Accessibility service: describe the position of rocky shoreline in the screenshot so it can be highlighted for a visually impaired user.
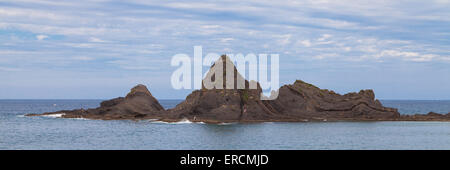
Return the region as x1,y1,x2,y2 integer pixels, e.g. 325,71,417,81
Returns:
26,55,450,123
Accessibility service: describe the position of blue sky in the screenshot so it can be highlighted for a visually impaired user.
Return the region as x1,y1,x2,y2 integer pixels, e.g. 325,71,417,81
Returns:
0,0,450,100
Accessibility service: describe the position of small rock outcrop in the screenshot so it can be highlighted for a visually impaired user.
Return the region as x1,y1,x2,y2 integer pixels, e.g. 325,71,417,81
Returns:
399,112,450,121
27,84,165,120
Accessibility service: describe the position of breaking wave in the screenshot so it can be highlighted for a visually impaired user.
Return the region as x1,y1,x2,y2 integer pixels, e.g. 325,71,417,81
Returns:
148,118,205,124
42,113,66,118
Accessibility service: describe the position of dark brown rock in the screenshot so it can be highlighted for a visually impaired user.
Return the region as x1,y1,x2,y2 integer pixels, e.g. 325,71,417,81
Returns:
166,55,401,122
398,112,450,121
26,84,165,120
262,80,401,121
27,55,450,123
166,55,273,122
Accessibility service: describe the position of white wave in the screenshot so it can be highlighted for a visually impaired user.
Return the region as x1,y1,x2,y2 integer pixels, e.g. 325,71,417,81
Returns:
176,118,193,124
16,115,25,118
148,118,207,124
149,120,170,124
68,117,89,120
42,113,65,118
217,122,236,125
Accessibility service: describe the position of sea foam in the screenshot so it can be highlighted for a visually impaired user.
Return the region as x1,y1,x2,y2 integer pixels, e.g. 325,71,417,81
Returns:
42,113,65,118
149,118,206,124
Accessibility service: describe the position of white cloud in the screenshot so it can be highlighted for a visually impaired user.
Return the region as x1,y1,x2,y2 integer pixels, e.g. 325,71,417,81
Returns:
89,37,108,43
36,34,48,40
201,25,220,29
293,34,449,63
0,8,67,20
313,53,337,60
374,50,439,62
343,47,351,52
220,38,234,43
275,34,292,45
298,40,312,47
409,54,436,62
375,50,418,58
318,34,332,41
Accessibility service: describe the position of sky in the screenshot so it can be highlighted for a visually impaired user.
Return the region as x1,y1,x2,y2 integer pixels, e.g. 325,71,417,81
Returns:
0,0,450,100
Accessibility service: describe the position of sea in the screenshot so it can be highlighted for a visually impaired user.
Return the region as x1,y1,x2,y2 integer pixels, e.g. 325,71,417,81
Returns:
1,99,450,150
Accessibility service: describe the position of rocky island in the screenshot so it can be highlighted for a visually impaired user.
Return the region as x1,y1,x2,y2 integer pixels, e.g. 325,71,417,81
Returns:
27,55,450,123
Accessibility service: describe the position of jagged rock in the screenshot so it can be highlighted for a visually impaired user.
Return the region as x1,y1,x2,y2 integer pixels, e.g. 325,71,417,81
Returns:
27,84,165,120
263,80,400,121
27,55,450,123
166,55,401,122
166,55,274,122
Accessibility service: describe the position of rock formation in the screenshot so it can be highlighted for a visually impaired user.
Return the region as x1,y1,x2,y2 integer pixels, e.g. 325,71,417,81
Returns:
164,55,402,122
165,55,277,122
27,84,165,120
27,55,450,123
263,80,400,121
399,112,450,121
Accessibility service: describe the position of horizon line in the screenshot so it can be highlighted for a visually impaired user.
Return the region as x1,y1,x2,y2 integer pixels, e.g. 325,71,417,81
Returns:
1,98,450,101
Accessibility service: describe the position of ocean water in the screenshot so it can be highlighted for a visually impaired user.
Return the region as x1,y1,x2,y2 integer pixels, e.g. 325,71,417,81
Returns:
1,99,450,150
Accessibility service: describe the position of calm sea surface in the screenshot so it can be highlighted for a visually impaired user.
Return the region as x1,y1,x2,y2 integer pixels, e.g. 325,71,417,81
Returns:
1,99,450,150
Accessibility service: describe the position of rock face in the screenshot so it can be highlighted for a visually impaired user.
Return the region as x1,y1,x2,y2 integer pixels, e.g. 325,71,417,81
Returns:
263,80,400,121
27,55,450,123
166,55,276,122
27,84,165,120
165,55,401,122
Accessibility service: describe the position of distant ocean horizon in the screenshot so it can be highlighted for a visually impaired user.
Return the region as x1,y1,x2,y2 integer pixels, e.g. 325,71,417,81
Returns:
1,99,450,114
1,99,450,150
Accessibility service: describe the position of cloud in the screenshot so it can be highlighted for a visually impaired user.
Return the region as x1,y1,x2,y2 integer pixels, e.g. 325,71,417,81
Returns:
220,38,234,43
318,34,332,41
0,0,450,99
291,34,450,63
298,40,312,47
343,47,351,52
201,25,220,29
313,53,337,60
36,34,48,40
89,37,109,43
374,50,439,62
275,34,292,45
375,50,419,59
